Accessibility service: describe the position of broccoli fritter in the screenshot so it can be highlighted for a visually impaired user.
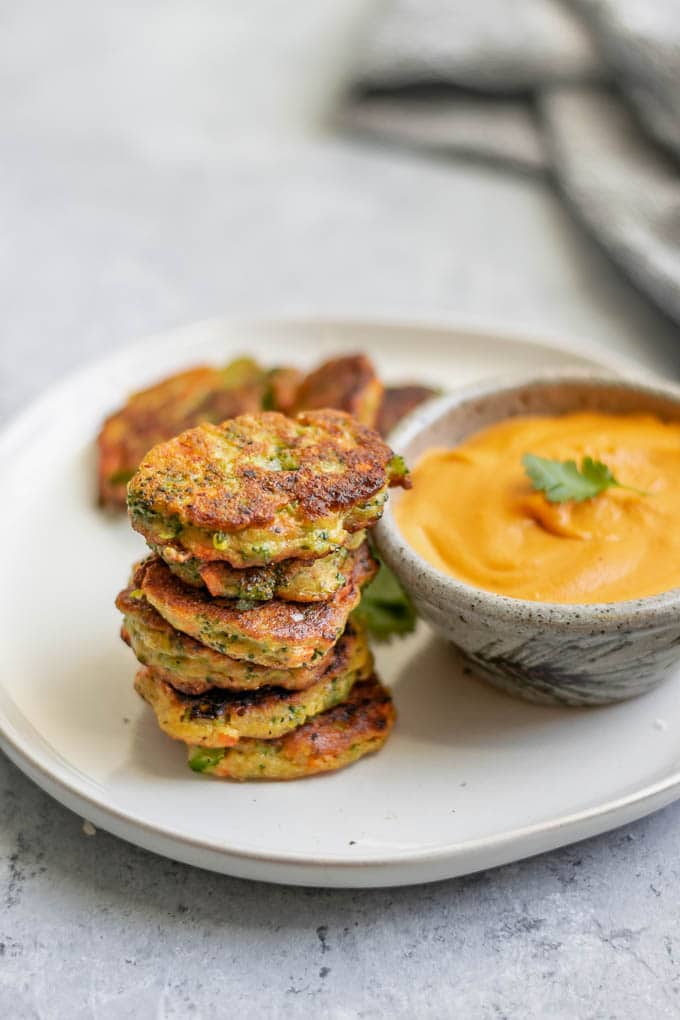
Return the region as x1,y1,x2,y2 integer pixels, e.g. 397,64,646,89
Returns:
292,354,383,427
186,677,395,780
97,358,267,509
155,530,367,602
128,409,410,567
377,385,439,438
133,623,373,747
264,366,303,414
117,589,374,694
132,542,378,669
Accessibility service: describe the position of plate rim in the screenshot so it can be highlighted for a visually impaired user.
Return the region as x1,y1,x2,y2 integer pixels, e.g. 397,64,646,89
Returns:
2,706,680,871
0,314,674,882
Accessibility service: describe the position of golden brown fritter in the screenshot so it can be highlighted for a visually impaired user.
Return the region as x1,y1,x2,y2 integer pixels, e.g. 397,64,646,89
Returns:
186,677,395,780
133,624,373,747
292,353,384,427
118,587,374,694
265,366,303,415
377,385,439,438
97,358,266,509
128,409,410,567
132,542,378,669
155,530,367,602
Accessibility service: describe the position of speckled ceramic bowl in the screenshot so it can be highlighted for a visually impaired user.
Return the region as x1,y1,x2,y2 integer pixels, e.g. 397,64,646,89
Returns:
376,372,680,707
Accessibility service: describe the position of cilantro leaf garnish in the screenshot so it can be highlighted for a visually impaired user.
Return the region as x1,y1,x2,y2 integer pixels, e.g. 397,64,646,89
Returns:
522,453,644,504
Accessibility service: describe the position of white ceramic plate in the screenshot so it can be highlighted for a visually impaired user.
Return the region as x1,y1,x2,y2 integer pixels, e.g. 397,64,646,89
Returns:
2,318,678,888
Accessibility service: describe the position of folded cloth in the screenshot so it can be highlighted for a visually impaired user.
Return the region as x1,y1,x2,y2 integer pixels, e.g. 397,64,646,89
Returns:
337,92,549,174
574,0,680,159
543,86,680,325
342,0,680,325
353,0,601,91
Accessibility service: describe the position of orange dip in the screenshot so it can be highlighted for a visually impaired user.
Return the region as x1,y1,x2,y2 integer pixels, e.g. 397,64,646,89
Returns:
396,412,680,603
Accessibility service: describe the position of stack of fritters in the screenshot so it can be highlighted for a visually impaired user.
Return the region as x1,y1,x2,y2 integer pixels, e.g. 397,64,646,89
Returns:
116,408,410,780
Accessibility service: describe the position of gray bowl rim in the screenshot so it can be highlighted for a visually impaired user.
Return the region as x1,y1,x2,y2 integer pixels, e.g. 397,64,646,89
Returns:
376,369,680,630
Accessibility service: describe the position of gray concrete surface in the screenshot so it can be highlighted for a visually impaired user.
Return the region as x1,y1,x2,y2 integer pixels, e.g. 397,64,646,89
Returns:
2,3,680,1017
3,759,680,1020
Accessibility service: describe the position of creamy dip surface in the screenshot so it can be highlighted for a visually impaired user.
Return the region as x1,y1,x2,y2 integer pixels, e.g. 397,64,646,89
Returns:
396,412,680,604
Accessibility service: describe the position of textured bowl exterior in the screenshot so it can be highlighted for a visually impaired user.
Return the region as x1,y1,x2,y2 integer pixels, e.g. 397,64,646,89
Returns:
377,372,680,707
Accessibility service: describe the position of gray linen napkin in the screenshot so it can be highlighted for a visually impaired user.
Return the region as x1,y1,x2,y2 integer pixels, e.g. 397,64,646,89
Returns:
543,87,680,325
342,0,680,326
353,0,601,91
574,0,680,159
337,93,549,173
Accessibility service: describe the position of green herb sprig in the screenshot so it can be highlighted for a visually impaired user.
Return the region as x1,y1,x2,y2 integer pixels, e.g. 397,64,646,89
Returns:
522,453,645,504
354,559,416,642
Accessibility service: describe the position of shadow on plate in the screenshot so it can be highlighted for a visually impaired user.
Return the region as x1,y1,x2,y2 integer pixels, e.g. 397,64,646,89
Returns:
121,703,191,781
391,633,592,750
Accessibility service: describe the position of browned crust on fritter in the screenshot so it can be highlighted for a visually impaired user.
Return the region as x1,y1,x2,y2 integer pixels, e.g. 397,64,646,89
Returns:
282,677,394,761
116,586,343,692
129,409,408,535
292,354,384,427
97,364,264,509
133,542,378,667
133,616,372,746
153,622,365,715
377,385,438,438
267,366,303,414
198,677,395,779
